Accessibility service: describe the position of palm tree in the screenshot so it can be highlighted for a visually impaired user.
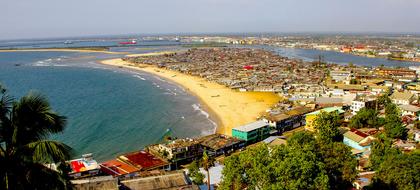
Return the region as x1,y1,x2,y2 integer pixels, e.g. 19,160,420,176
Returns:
0,85,72,190
201,150,214,190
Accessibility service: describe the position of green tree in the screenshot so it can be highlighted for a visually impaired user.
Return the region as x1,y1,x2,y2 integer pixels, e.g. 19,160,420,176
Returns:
316,142,358,189
370,153,420,190
313,111,343,142
0,86,72,190
383,103,407,139
369,137,400,170
187,160,204,185
349,108,380,129
220,132,358,190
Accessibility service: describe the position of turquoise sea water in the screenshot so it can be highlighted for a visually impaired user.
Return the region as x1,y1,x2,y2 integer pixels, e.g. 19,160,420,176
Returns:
0,50,215,161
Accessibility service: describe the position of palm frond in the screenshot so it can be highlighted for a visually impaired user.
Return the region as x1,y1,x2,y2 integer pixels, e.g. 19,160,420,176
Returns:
11,92,67,144
26,140,73,164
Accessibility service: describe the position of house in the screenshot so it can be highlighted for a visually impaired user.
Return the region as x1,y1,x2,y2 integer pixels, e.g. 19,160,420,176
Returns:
118,151,169,171
390,91,415,105
147,138,203,167
330,70,352,82
399,104,420,117
414,131,420,142
393,140,416,152
305,107,345,131
264,107,312,133
232,120,270,144
197,134,245,157
100,159,140,177
351,95,377,115
68,153,101,179
263,136,287,146
353,172,375,190
343,129,374,152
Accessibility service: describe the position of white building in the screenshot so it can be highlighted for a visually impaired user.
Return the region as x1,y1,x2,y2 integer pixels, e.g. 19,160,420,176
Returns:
330,70,352,83
351,96,377,115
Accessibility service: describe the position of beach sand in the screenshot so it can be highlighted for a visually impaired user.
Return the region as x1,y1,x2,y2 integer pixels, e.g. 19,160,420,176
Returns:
100,58,281,136
0,48,125,54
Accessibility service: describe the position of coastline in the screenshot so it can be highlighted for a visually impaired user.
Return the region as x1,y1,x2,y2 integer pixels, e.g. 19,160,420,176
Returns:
100,57,281,136
0,48,125,54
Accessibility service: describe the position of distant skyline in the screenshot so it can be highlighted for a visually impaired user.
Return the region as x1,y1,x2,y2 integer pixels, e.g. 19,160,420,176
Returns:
1,0,419,40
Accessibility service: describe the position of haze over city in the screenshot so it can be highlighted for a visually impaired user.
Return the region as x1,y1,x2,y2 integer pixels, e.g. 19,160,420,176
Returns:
1,0,420,40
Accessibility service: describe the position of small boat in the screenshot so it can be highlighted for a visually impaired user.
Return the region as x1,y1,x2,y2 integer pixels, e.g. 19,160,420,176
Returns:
64,40,73,44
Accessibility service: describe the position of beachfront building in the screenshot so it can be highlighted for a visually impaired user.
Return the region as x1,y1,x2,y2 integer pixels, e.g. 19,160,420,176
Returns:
68,153,101,179
197,134,245,157
100,159,140,178
117,151,169,171
305,107,345,131
264,107,312,134
343,129,374,153
232,120,270,144
148,138,203,168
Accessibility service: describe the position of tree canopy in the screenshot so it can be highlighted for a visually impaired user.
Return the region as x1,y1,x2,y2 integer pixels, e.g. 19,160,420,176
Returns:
0,86,72,189
349,108,382,129
313,111,343,142
219,131,357,190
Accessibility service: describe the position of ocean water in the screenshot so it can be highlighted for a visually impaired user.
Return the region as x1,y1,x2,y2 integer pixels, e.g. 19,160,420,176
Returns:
0,50,215,161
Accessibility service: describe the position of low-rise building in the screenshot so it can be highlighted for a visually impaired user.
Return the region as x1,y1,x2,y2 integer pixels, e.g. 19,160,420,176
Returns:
197,134,245,157
117,151,169,172
264,107,312,133
100,159,140,177
399,104,420,117
148,138,203,167
305,107,345,131
232,120,270,144
390,91,415,105
351,95,377,115
68,153,101,179
343,129,374,152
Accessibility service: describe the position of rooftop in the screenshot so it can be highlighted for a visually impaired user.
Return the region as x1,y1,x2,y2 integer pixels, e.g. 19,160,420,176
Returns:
197,134,243,150
306,106,344,116
390,91,413,101
121,171,198,190
233,120,269,133
118,151,167,171
100,159,139,176
344,129,369,143
399,104,420,112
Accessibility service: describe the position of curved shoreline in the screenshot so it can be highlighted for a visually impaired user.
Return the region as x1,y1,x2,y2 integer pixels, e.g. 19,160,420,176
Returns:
100,58,281,136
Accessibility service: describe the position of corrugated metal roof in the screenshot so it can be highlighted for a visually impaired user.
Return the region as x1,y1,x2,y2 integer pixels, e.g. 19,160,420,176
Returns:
233,120,268,133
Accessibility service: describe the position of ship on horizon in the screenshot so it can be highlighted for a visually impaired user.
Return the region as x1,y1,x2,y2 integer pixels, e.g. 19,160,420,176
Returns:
119,39,137,45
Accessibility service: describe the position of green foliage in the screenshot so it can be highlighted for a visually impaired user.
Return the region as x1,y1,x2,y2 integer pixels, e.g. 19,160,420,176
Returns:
369,137,400,170
219,132,357,190
287,131,315,147
0,88,72,189
383,103,407,140
370,152,420,190
188,160,204,185
313,111,343,142
349,108,381,129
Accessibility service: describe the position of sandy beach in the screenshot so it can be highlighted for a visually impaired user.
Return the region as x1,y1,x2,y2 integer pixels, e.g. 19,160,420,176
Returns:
0,48,125,54
100,57,281,136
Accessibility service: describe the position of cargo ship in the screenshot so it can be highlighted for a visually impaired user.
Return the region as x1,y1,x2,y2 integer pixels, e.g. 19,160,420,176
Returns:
119,39,137,45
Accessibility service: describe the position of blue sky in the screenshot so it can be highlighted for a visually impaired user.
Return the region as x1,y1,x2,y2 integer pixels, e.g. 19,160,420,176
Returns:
0,0,419,39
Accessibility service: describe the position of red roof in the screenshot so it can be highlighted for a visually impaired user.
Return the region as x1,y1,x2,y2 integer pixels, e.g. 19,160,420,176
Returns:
119,151,167,171
100,159,139,176
350,128,369,138
243,65,253,70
